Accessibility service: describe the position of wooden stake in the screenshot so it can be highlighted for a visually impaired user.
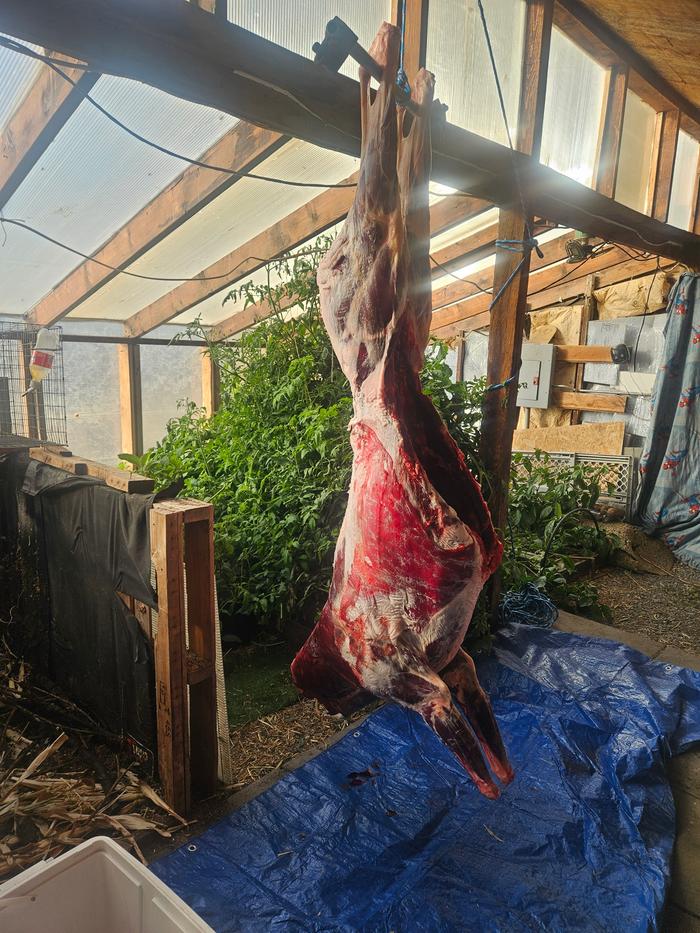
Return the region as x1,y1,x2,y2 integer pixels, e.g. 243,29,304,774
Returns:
118,343,143,456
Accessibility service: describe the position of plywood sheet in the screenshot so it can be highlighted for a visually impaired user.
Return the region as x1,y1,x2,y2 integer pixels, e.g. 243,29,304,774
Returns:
512,421,625,456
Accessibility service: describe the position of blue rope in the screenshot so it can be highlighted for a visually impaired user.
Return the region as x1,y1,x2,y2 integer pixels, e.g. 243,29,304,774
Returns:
397,0,411,95
485,373,517,393
498,583,559,628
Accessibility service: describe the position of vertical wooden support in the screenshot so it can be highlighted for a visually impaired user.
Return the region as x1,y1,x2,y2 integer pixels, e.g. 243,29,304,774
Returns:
391,0,429,79
151,506,190,815
517,0,554,161
571,274,597,424
184,504,218,797
648,108,680,222
118,342,143,456
594,63,628,198
691,151,700,236
200,349,220,416
481,0,552,610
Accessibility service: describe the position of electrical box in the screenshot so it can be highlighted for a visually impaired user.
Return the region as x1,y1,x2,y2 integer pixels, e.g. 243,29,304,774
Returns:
516,342,555,409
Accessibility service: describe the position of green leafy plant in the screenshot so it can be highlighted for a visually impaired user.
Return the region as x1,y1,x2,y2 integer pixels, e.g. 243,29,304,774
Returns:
132,241,616,636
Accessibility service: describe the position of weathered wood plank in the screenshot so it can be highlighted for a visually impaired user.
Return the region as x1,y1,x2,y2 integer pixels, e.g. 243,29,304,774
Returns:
594,63,628,198
29,445,155,492
552,388,627,412
183,507,218,797
151,506,189,815
556,344,612,363
117,343,143,457
648,109,680,223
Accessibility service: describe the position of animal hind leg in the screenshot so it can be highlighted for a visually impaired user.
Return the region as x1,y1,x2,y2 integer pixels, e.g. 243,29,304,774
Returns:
385,631,500,799
442,648,514,785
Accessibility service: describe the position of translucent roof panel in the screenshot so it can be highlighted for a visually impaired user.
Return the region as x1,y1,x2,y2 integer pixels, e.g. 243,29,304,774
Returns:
0,35,42,132
0,75,237,316
668,130,699,231
616,91,656,214
426,0,526,147
540,28,606,187
227,0,392,79
71,139,359,320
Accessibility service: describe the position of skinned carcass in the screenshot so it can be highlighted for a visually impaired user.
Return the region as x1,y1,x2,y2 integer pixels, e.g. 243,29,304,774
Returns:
291,22,513,798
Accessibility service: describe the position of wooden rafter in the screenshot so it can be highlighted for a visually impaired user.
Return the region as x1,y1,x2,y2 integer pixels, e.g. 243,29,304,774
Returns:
0,55,98,209
26,122,286,326
205,195,491,342
648,109,680,223
1,0,698,266
432,251,677,340
594,62,628,198
481,0,553,543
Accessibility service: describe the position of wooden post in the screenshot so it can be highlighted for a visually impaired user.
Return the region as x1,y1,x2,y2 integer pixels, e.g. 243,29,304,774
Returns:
200,349,220,416
151,506,190,815
571,274,597,424
691,150,700,236
648,108,680,223
481,0,553,615
594,63,628,198
391,0,429,79
118,342,143,456
183,504,218,797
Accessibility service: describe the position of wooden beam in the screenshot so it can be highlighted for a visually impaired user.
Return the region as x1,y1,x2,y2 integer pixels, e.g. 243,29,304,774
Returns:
0,55,98,209
204,195,491,342
552,388,626,412
151,505,190,815
124,172,356,337
554,1,699,125
431,251,676,340
392,0,429,80
29,445,154,492
517,0,554,160
648,109,680,223
26,123,285,326
183,505,218,797
200,349,220,416
692,151,700,237
431,228,571,312
2,0,699,266
594,63,628,199
118,343,143,456
556,344,613,363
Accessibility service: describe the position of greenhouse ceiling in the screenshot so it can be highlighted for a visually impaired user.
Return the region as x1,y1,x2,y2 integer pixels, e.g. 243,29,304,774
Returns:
0,0,699,341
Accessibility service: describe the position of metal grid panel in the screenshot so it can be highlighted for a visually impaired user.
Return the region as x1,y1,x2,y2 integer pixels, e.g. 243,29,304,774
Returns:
512,451,634,515
0,322,67,445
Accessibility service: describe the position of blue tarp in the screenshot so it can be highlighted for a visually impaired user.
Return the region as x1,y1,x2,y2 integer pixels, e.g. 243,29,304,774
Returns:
153,625,700,931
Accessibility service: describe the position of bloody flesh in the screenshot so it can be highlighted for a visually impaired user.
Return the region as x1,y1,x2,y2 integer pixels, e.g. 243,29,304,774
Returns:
291,23,513,798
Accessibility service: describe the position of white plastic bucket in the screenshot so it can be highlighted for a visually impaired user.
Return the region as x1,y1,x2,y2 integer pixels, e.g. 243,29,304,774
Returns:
0,835,213,933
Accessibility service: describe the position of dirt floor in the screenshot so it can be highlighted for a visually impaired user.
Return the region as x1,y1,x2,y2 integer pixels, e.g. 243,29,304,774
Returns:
590,521,700,654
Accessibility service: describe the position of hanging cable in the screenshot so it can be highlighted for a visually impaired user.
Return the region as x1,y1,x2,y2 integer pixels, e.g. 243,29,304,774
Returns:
0,216,325,283
632,257,663,372
0,37,356,190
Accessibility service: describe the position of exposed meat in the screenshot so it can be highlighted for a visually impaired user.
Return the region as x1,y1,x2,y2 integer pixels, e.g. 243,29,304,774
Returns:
291,23,512,798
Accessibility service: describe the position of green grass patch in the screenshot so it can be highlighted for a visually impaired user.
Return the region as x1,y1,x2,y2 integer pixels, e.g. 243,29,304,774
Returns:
224,643,299,729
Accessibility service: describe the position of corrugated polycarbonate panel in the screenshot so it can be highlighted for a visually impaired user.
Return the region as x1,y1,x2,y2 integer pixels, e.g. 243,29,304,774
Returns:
0,34,42,132
426,0,525,146
227,0,392,79
540,29,606,186
668,129,699,231
71,140,359,321
429,207,498,254
616,91,655,214
0,75,237,316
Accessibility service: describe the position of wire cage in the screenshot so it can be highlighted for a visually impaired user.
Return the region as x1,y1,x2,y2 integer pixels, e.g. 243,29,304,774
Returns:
0,322,67,446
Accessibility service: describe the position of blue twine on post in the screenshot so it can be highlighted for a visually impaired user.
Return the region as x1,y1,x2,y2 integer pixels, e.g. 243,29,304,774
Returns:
485,373,517,393
396,0,411,96
495,237,543,258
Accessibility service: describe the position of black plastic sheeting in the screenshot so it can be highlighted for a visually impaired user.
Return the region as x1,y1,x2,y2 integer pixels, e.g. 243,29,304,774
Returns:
153,625,700,932
17,460,157,751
